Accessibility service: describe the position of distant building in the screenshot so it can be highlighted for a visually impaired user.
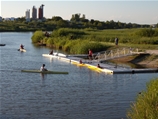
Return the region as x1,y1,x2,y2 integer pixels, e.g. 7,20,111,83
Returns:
150,24,156,28
38,4,44,20
10,17,16,21
4,17,16,21
25,9,30,22
32,6,37,20
0,16,2,21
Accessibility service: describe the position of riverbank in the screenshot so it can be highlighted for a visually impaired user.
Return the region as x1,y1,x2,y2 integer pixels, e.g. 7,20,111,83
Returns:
109,51,158,68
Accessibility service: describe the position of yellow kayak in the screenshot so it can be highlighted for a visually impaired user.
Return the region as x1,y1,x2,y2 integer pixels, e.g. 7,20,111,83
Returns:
71,62,86,67
87,65,102,72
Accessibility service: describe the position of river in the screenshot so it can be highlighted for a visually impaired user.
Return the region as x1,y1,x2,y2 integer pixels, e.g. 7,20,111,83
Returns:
0,32,158,119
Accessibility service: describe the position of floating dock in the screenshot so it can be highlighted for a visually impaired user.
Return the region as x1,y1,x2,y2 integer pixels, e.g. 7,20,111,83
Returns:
42,54,158,75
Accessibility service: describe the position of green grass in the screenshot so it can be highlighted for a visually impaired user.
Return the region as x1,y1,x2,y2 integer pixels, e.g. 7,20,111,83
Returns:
127,79,158,119
31,28,158,54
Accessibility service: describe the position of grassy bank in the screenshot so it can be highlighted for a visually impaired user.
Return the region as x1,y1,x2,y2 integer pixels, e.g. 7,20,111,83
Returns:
31,28,158,54
127,78,158,119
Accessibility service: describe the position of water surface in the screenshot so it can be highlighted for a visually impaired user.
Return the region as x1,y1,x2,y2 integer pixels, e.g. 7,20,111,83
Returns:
0,32,158,119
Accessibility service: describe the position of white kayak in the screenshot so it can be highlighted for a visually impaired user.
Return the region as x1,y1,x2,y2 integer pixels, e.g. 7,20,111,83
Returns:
53,52,67,57
18,48,26,52
42,52,67,58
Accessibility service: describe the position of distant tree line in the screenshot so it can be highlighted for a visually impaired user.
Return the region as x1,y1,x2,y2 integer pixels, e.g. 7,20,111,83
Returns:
0,13,157,32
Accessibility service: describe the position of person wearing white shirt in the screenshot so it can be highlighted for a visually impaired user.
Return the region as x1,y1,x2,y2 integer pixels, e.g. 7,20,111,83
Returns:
40,64,48,71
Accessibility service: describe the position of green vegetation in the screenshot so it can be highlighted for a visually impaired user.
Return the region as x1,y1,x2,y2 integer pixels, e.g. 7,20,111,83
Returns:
127,79,158,119
31,28,158,54
31,31,44,43
1,13,158,32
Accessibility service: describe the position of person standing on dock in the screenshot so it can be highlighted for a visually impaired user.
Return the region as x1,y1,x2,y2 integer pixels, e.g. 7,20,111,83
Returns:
115,37,119,46
88,49,93,60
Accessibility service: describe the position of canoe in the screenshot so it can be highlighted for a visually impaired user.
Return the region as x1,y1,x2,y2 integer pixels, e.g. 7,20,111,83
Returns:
18,48,26,52
21,70,69,74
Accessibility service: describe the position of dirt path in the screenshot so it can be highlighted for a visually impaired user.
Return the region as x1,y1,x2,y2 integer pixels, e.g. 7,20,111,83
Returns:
146,50,158,55
110,51,158,68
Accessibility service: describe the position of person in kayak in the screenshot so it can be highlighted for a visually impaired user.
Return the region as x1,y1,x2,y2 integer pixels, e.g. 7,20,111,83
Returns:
20,44,24,49
97,64,103,69
79,60,83,64
49,50,53,55
40,64,48,71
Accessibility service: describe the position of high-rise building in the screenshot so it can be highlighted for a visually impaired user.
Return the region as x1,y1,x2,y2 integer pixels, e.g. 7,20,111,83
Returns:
38,4,44,19
25,9,30,22
32,6,37,20
0,16,2,21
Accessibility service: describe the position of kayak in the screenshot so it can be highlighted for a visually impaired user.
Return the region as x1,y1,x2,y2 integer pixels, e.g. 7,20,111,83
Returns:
42,54,58,58
21,70,69,74
54,52,67,57
18,48,26,52
71,62,86,67
0,44,6,46
87,65,103,72
42,53,67,58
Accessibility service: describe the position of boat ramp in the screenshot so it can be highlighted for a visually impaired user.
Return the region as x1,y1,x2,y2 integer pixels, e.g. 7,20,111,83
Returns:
42,53,158,75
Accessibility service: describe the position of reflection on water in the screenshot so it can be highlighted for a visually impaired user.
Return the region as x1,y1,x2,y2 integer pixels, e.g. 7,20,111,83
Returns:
0,32,158,119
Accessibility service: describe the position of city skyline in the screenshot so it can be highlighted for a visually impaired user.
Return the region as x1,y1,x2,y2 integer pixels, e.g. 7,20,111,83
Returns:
0,0,158,24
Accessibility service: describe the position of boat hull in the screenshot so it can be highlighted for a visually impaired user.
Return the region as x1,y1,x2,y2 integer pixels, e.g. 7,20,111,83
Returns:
21,70,68,74
18,48,26,52
0,44,6,46
42,53,67,58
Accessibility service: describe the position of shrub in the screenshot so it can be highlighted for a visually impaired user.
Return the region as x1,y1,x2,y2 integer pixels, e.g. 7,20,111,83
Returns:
51,28,85,39
46,38,54,47
69,40,107,54
135,28,158,37
31,30,44,43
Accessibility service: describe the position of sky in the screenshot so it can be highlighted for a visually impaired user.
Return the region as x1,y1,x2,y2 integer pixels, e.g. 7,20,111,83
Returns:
0,0,158,25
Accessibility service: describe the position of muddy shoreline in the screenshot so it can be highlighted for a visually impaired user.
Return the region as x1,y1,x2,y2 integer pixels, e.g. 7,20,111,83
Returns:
108,54,158,68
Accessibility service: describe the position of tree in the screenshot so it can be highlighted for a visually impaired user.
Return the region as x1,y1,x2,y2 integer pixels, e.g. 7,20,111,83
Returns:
52,16,63,21
70,13,81,22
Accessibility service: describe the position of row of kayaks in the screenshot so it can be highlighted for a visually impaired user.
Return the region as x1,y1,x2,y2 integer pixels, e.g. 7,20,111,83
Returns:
43,53,104,73
21,52,101,75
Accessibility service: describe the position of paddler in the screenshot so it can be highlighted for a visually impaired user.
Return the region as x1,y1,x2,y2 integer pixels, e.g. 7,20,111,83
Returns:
49,50,53,55
40,64,48,71
20,44,24,49
97,64,103,69
79,60,83,64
